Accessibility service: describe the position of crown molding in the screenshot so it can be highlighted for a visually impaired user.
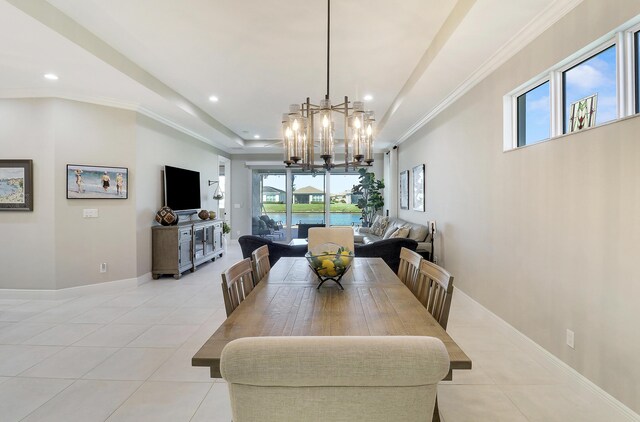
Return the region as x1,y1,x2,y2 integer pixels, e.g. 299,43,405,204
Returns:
0,90,232,156
395,0,584,145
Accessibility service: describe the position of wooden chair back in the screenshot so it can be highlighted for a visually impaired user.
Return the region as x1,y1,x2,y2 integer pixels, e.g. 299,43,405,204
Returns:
307,227,354,252
397,247,422,291
415,260,454,329
221,258,256,317
251,245,271,285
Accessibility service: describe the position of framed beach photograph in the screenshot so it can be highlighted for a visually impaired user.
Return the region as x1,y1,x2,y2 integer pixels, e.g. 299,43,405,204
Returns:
0,159,33,211
67,164,128,199
400,170,409,210
412,164,425,212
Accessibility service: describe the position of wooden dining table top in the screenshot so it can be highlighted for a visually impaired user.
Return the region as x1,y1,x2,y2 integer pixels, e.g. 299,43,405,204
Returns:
192,257,472,378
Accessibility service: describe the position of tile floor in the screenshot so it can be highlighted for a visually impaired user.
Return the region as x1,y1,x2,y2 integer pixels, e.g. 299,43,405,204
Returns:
0,241,635,421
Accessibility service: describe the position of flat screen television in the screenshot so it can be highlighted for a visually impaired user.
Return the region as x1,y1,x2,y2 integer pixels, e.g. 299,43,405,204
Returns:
164,165,201,211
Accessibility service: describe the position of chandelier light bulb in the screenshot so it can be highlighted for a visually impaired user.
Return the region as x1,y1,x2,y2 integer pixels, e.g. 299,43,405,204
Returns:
367,124,372,136
354,117,361,129
292,119,299,131
322,115,330,128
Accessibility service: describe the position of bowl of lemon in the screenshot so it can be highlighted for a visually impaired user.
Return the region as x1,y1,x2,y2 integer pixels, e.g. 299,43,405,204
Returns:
305,243,354,289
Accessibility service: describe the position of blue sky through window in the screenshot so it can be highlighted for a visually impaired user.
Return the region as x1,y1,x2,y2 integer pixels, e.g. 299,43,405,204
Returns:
518,82,550,146
564,45,617,131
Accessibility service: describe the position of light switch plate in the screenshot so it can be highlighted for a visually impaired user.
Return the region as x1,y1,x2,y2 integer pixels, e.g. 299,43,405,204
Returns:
83,209,98,218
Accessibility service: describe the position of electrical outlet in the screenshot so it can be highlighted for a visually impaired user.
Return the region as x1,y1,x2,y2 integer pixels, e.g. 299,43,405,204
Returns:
433,255,438,265
100,263,107,273
566,329,575,349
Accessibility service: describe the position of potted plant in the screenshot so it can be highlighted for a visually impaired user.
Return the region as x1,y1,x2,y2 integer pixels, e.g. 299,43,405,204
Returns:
351,168,385,227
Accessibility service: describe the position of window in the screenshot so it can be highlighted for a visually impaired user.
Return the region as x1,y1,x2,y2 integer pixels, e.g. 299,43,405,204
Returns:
505,18,640,151
517,81,550,147
563,45,617,133
634,31,640,113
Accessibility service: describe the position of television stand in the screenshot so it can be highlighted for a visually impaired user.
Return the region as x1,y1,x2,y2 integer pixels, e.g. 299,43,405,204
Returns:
151,219,224,279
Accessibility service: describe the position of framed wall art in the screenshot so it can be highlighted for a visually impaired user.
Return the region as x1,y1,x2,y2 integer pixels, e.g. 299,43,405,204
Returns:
400,170,409,210
412,164,425,212
0,159,33,211
67,164,128,199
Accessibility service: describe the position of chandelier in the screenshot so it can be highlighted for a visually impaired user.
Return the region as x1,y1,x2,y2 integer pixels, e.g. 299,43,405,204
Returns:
282,0,375,171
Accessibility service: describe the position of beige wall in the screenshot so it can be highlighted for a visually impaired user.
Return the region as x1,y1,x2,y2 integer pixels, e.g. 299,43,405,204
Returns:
397,0,640,412
53,100,138,289
0,99,56,289
135,115,225,276
0,98,225,288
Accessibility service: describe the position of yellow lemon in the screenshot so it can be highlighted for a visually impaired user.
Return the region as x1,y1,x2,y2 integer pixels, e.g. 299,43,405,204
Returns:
340,251,351,266
322,259,335,269
326,269,337,277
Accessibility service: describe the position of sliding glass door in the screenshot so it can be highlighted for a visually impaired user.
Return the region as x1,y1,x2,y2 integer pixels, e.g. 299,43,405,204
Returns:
252,169,363,241
328,173,361,227
251,171,287,241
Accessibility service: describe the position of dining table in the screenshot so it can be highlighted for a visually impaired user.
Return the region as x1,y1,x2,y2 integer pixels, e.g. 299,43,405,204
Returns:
192,257,472,379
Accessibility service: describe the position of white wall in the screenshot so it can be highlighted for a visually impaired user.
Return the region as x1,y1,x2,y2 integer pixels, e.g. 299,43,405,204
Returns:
396,0,640,412
135,115,225,276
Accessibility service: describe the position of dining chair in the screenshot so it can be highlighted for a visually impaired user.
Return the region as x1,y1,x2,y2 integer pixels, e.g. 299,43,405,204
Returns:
307,227,354,252
251,245,271,285
221,258,256,317
220,336,449,422
414,259,455,330
397,247,422,291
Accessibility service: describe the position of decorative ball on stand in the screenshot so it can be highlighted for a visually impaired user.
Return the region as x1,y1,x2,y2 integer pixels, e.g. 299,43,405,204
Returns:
198,210,210,220
155,206,179,226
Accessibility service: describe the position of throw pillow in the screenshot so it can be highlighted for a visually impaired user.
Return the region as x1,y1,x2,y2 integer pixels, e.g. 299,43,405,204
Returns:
370,216,389,237
389,226,411,239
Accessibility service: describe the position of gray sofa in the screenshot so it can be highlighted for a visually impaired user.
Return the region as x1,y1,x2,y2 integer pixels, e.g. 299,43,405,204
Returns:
355,217,433,260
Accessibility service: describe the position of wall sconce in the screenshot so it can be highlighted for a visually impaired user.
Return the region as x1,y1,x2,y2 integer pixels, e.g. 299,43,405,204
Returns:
208,180,224,200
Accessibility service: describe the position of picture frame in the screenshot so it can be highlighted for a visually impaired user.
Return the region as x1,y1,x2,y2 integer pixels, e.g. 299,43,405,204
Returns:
400,170,409,210
67,164,128,199
0,159,33,211
412,164,425,212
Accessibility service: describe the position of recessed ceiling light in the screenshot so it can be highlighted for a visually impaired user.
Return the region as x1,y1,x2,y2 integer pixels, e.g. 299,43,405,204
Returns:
208,95,219,102
364,94,373,101
44,73,59,81
254,135,260,139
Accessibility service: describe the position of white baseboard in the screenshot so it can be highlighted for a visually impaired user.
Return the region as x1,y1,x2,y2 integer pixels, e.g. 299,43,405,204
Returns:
454,287,640,421
0,273,152,300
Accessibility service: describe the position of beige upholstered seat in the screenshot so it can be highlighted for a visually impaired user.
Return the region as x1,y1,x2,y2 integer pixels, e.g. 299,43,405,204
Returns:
221,336,449,422
397,247,422,291
415,260,455,329
221,258,256,317
251,245,270,285
307,227,354,252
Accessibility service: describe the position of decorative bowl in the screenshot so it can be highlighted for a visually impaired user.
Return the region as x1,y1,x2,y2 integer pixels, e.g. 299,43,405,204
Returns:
305,243,354,289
